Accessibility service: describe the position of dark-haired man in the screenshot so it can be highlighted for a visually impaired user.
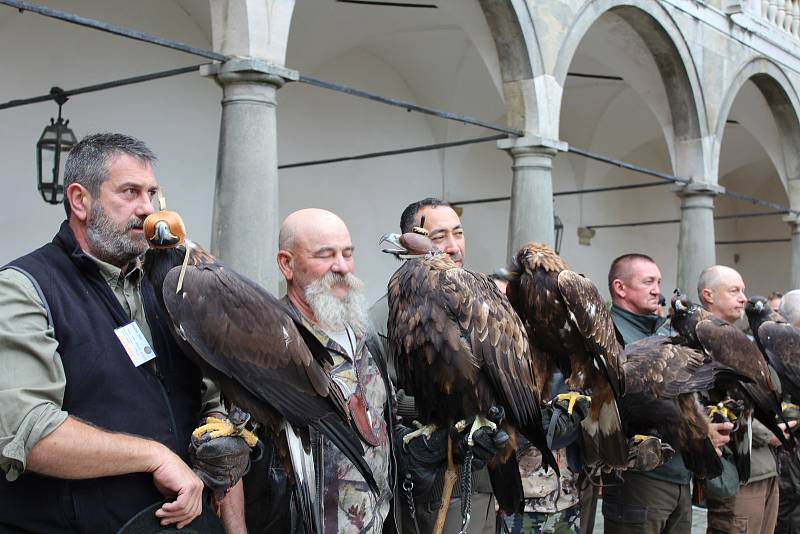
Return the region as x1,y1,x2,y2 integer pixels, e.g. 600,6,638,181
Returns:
371,198,497,534
0,133,229,531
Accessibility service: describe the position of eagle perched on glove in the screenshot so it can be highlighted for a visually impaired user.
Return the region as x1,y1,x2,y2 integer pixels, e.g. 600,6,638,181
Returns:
381,228,556,515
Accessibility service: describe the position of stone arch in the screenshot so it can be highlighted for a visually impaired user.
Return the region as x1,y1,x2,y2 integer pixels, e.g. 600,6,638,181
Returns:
555,0,707,178
714,58,800,199
478,0,551,135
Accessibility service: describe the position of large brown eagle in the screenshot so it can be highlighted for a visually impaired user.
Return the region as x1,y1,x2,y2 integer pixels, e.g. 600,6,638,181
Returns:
746,295,800,404
500,242,627,472
622,335,751,479
141,209,377,532
381,231,556,514
671,292,794,479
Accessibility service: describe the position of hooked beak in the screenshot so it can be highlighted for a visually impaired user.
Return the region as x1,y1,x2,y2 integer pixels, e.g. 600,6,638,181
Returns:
495,257,522,281
379,233,407,256
152,220,182,247
494,266,520,281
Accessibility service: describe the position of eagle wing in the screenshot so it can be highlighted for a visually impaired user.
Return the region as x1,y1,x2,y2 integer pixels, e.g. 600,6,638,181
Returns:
388,261,542,427
695,317,794,450
162,261,379,492
624,337,709,398
757,321,800,399
557,270,625,397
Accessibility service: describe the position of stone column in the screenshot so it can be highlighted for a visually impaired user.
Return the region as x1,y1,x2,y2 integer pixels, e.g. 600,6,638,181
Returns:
674,181,724,300
784,214,800,289
498,136,567,257
202,59,298,294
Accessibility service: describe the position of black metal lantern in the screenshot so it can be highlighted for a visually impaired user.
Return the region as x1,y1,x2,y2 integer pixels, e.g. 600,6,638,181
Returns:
37,87,77,205
554,214,564,254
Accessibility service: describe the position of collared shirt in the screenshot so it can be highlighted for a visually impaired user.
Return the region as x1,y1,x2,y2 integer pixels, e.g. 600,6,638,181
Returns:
287,299,392,534
0,254,223,480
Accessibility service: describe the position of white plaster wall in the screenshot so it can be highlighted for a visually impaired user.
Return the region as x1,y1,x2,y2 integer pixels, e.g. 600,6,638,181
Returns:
0,0,220,265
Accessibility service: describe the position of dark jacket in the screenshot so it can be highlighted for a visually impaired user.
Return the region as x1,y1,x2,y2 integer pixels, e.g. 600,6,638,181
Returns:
0,222,204,533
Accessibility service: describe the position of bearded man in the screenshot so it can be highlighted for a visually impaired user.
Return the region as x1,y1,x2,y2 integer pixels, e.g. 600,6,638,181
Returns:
268,208,394,534
0,133,231,531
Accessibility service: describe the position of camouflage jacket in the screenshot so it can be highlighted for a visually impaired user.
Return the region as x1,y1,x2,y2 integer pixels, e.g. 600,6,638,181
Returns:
285,299,393,534
517,444,579,513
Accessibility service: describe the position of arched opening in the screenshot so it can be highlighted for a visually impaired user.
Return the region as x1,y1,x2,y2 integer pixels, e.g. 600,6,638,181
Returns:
715,68,800,294
554,4,703,297
279,0,539,298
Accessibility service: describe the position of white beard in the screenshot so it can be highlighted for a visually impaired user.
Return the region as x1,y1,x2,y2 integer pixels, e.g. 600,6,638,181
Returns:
304,271,369,336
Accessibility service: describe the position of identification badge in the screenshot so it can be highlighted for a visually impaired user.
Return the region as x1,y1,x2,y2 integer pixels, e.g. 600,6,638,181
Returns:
114,321,157,367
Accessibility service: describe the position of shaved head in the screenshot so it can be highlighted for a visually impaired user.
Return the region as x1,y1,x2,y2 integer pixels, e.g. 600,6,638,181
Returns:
697,265,747,323
279,208,348,252
780,289,800,327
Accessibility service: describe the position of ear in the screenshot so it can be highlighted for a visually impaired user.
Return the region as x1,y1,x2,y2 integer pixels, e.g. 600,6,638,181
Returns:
701,288,714,306
65,183,92,222
276,250,294,281
611,279,625,299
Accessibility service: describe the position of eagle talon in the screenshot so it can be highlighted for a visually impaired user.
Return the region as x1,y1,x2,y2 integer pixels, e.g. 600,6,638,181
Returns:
191,415,259,447
466,415,497,447
555,392,592,415
402,422,438,445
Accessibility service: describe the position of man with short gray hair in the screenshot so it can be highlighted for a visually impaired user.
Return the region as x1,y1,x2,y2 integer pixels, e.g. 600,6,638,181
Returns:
779,289,800,327
0,133,226,531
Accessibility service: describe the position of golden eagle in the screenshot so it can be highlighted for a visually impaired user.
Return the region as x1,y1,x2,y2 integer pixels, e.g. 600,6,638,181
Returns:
622,335,751,478
381,231,556,514
141,210,377,532
500,243,627,472
746,296,800,404
671,291,794,479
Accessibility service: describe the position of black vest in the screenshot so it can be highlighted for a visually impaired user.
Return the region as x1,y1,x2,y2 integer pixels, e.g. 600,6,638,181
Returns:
0,222,203,533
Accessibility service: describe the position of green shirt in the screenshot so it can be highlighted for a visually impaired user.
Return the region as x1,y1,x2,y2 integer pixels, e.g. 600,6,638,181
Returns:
0,254,223,480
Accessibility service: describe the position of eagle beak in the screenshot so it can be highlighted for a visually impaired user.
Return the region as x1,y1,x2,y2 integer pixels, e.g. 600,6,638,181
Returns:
494,266,520,281
152,220,182,247
379,233,407,256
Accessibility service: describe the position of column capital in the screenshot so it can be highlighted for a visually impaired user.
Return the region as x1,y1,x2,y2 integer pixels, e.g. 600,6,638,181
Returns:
201,58,299,88
783,212,800,231
672,180,725,198
497,135,568,156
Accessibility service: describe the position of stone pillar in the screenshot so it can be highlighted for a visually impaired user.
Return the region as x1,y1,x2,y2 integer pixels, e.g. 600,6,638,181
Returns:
498,136,567,257
784,214,800,289
674,181,724,300
202,59,298,294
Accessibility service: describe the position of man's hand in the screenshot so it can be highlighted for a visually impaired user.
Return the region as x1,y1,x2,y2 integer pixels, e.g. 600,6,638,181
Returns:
150,445,204,528
768,420,798,447
708,421,734,456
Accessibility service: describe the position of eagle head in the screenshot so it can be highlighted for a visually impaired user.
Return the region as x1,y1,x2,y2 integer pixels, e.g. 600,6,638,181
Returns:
745,295,768,320
379,232,438,259
670,289,705,346
144,210,186,249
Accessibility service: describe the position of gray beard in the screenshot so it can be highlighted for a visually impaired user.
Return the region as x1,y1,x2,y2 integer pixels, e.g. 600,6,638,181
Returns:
85,201,146,266
304,271,369,336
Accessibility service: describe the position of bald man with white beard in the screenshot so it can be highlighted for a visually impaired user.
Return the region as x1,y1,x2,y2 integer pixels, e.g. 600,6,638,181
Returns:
243,209,394,534
699,265,782,534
